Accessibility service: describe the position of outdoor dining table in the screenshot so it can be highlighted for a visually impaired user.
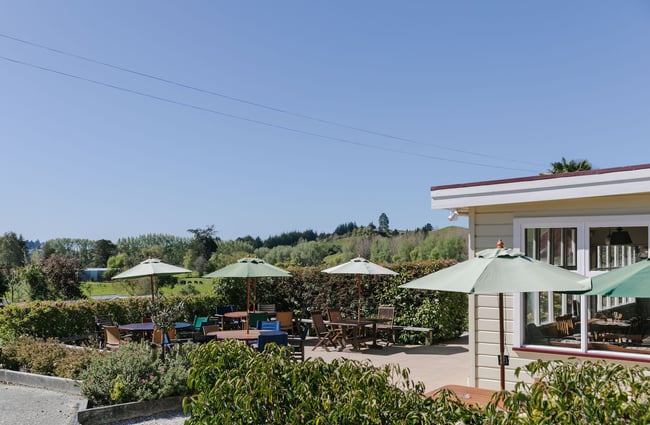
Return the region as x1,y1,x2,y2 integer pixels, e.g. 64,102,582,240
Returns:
205,329,284,342
118,321,192,332
328,319,376,350
425,385,499,409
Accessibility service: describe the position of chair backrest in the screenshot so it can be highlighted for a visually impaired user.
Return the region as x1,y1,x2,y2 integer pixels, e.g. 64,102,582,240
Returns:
311,311,328,335
216,305,234,315
247,312,269,329
378,306,395,325
103,325,121,348
193,316,209,331
327,308,343,323
257,320,281,331
95,314,113,329
258,304,276,313
256,331,288,352
142,316,153,323
275,312,293,331
555,314,574,337
202,324,220,335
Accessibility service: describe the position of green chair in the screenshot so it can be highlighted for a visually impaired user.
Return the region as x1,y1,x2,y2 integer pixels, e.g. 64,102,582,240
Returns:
247,312,269,330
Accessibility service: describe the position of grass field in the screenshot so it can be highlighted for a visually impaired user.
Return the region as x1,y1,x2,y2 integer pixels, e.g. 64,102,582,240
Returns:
81,279,215,298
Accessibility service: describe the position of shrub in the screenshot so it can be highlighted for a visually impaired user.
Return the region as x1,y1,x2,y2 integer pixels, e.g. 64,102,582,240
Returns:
489,359,650,424
80,340,198,407
0,335,103,379
185,339,445,424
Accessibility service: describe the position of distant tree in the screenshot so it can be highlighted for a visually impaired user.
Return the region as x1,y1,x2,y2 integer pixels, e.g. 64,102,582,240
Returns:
334,222,358,236
0,232,28,270
0,270,9,300
236,235,263,249
186,226,219,275
422,223,433,232
20,264,48,300
378,213,389,233
41,255,83,299
91,239,117,267
547,157,592,174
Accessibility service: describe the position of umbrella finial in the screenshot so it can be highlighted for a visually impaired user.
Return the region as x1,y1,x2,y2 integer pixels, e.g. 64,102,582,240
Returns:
496,239,504,248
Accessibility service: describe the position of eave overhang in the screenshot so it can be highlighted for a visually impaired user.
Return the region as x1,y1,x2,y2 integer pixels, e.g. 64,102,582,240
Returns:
431,164,650,211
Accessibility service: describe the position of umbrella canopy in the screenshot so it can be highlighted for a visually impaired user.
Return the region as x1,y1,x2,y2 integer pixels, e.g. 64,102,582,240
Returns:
399,246,589,390
401,248,590,294
322,257,398,323
203,258,291,331
582,258,650,297
112,258,192,301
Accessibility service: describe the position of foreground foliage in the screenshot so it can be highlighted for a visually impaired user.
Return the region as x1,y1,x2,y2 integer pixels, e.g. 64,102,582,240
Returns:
81,341,198,407
184,339,441,424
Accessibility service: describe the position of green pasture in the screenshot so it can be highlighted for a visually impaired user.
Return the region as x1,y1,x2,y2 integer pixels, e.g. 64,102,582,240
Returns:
82,278,214,298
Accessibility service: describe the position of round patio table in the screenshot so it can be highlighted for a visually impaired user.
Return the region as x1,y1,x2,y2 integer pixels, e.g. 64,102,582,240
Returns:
118,322,192,332
224,311,249,320
206,329,284,342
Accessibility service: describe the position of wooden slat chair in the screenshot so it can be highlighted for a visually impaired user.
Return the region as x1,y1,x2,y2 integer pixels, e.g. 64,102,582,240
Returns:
375,305,396,344
258,304,276,314
94,315,114,348
311,310,340,352
275,311,295,334
103,325,124,350
288,321,309,361
326,308,349,347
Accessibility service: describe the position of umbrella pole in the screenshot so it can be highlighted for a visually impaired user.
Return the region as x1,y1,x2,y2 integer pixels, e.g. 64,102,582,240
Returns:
246,277,251,333
498,292,505,391
357,275,361,324
253,278,257,312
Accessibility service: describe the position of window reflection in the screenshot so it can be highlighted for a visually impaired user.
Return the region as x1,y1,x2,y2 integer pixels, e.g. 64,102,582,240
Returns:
523,224,650,355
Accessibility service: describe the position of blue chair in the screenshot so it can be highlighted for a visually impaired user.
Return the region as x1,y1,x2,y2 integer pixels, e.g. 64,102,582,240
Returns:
257,320,281,331
255,331,288,352
215,305,239,329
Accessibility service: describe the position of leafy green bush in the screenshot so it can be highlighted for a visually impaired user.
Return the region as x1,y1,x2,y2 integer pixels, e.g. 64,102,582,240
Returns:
488,359,650,424
0,335,103,379
185,339,446,424
81,340,198,407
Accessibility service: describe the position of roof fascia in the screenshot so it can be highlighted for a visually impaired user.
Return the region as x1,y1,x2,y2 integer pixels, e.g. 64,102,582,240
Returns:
431,167,650,210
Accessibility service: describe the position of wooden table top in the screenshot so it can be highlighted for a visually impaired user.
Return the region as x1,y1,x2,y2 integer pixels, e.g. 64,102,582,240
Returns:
205,329,285,341
425,384,499,408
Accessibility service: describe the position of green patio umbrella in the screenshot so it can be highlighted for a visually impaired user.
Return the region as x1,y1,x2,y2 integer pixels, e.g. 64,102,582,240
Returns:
322,257,398,324
582,258,650,297
112,258,192,301
400,246,589,390
203,258,291,332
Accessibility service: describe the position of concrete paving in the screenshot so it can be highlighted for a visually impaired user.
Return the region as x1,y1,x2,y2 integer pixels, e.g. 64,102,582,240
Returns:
0,334,469,424
303,333,470,392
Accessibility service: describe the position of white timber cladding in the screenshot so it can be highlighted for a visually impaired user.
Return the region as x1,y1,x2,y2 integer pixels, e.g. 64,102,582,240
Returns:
470,210,515,389
463,193,650,390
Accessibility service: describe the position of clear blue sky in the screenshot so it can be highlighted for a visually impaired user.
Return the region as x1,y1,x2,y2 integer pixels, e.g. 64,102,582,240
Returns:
1,2,649,243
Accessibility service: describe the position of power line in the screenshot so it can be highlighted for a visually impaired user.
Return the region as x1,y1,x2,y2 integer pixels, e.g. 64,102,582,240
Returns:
0,55,538,173
0,32,545,169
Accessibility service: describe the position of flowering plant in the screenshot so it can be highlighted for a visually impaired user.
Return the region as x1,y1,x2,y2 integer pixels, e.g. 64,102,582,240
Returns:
147,299,185,332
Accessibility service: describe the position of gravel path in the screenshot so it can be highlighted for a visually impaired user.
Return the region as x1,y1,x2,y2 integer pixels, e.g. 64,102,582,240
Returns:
0,383,86,425
110,411,188,425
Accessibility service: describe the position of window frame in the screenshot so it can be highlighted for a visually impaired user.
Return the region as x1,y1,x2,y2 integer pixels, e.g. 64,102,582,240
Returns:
512,214,650,358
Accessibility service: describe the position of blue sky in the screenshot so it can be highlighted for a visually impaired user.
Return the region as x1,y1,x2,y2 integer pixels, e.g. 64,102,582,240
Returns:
1,2,649,242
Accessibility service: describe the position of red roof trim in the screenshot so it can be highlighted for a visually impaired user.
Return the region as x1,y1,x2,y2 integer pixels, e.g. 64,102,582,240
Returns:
430,164,650,191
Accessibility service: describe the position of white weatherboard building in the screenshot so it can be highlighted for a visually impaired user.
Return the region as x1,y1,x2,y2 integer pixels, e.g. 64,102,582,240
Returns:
432,163,650,389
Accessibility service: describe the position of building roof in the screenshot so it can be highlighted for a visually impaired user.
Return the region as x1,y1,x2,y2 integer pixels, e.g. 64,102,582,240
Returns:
431,163,650,211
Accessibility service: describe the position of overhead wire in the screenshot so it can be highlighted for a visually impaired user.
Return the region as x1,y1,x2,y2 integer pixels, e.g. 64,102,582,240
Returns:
0,54,540,173
0,32,544,169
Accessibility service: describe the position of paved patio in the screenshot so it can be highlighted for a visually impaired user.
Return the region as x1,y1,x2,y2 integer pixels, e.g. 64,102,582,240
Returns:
303,333,470,392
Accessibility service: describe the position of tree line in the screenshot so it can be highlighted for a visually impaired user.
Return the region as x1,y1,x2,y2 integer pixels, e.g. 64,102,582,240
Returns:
0,214,468,303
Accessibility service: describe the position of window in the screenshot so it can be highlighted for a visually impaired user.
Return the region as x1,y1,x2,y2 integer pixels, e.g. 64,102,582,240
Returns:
516,216,650,356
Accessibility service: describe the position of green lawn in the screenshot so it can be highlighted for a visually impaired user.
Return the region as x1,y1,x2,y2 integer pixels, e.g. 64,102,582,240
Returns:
81,279,215,298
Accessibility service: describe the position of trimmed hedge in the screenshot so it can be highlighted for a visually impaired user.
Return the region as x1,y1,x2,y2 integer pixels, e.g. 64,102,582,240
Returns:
1,260,467,345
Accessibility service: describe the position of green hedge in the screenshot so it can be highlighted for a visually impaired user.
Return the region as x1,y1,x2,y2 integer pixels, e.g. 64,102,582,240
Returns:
1,260,467,345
